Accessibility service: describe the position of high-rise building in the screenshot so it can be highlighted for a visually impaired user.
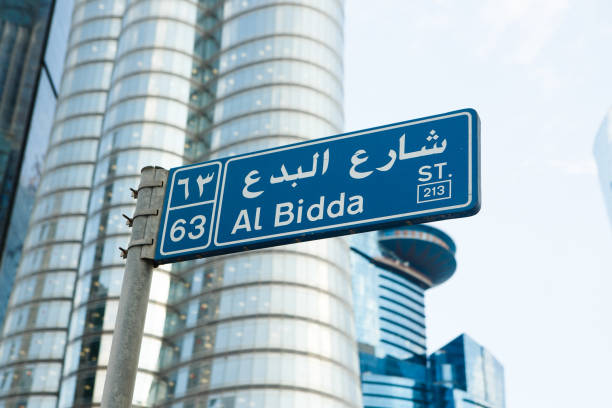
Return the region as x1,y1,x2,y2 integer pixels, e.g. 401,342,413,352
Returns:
351,226,456,408
0,4,74,406
594,108,612,230
430,334,505,408
351,226,505,408
1,1,361,407
0,0,72,328
0,0,51,263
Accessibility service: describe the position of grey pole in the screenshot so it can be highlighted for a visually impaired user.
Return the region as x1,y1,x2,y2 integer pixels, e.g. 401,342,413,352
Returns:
101,166,167,408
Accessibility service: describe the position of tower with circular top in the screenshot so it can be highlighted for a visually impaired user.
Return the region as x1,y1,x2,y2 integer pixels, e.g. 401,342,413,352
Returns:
351,225,457,408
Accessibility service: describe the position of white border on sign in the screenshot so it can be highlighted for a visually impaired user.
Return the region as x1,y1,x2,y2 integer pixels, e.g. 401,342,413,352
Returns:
159,161,222,256
212,111,474,247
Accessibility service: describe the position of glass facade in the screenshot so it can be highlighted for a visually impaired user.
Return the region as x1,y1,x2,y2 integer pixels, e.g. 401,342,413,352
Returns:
351,226,504,408
0,0,51,251
351,226,456,361
0,7,74,407
138,1,359,407
3,0,361,407
594,109,612,230
0,0,112,406
351,227,447,408
0,0,53,327
351,233,381,354
58,0,195,404
430,334,505,408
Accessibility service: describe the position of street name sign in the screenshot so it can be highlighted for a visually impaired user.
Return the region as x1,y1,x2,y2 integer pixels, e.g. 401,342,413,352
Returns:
154,108,480,264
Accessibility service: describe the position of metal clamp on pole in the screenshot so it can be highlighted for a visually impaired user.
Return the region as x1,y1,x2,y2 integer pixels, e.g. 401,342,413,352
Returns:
101,166,168,408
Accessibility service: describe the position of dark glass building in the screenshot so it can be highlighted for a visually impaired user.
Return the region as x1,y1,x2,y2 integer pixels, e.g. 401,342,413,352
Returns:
0,0,73,329
430,334,505,408
351,226,505,408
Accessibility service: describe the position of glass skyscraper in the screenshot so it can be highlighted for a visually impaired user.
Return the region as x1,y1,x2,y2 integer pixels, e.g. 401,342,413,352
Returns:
352,226,456,408
1,1,361,407
0,0,51,262
0,0,73,328
0,0,73,386
430,334,505,408
594,108,612,230
351,227,505,408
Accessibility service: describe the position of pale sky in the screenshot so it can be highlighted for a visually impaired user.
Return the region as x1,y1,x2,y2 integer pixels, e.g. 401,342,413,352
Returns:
345,1,612,407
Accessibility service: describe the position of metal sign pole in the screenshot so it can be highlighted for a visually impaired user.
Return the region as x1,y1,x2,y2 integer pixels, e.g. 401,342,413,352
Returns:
101,166,167,408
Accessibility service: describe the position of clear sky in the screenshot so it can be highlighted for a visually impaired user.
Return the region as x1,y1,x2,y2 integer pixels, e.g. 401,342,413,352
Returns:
344,1,612,406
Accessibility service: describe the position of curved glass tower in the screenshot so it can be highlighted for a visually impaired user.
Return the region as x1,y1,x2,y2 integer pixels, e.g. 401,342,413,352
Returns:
1,0,360,407
148,1,361,407
0,1,119,406
58,0,203,405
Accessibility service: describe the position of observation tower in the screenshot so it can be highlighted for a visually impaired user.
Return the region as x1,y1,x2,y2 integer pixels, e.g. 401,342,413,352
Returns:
376,224,457,288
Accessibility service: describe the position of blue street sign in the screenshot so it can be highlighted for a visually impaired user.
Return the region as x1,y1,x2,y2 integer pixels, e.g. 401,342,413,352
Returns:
154,109,480,264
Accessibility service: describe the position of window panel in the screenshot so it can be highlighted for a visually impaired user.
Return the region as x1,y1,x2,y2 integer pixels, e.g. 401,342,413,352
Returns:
69,19,122,47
